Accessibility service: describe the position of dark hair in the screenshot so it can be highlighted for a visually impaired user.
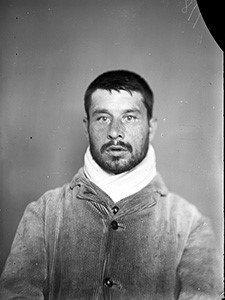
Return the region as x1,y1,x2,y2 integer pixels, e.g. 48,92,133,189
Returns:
84,70,154,120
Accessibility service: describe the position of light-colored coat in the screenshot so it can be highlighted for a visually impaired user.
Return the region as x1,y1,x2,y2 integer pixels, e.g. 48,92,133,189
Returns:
0,170,222,299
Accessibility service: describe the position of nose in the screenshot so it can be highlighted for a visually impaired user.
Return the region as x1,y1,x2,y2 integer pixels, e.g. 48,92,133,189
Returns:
107,120,124,140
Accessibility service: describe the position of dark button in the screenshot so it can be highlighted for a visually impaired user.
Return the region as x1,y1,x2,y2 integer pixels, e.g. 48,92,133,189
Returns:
112,206,119,214
111,220,119,230
104,277,113,287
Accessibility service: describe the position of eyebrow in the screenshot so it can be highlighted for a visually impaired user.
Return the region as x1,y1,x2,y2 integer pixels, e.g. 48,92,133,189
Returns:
92,109,110,116
123,109,141,114
92,108,142,116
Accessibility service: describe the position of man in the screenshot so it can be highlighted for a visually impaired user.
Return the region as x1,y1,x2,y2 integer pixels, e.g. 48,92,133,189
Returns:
0,70,222,299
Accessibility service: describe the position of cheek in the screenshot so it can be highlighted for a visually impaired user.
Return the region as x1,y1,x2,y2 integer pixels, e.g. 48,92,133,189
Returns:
128,125,149,141
130,131,149,151
131,136,147,149
89,126,107,145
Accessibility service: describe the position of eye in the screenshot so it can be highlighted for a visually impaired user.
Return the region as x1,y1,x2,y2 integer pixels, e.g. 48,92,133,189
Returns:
96,116,110,123
123,115,137,122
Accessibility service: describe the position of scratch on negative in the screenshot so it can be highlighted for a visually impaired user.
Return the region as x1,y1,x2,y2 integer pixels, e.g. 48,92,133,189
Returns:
188,4,197,21
193,13,200,28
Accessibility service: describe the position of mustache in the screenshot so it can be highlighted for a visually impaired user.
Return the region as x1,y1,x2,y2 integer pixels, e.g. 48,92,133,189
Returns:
101,141,133,153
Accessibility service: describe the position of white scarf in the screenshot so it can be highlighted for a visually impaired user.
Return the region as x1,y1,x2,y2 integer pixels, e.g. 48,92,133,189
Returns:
83,144,157,203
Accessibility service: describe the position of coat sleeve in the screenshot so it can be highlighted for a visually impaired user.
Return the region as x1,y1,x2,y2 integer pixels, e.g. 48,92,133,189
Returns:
177,213,223,300
0,197,48,299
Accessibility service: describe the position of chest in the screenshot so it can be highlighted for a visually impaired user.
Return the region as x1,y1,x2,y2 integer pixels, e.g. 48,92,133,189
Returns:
47,199,182,299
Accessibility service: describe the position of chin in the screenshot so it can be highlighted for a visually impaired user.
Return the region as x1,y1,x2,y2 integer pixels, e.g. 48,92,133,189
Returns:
103,158,139,174
90,146,147,174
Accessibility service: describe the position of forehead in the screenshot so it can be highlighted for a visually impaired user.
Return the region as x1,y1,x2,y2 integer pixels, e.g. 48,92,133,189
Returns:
90,89,146,113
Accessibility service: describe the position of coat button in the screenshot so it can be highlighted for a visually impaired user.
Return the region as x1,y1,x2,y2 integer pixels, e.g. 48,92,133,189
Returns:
104,277,113,287
111,220,118,230
112,206,119,214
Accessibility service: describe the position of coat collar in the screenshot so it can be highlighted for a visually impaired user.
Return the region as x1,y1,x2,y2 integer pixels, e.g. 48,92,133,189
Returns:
69,168,168,217
69,167,168,199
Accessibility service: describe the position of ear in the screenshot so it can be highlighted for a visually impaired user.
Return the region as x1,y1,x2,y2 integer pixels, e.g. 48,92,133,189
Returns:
148,117,157,142
83,116,89,140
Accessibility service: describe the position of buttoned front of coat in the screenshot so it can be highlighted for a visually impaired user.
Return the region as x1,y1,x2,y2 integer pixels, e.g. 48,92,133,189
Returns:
0,170,222,299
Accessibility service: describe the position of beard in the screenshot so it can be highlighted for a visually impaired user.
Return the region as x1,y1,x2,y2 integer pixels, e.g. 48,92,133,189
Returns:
89,135,149,175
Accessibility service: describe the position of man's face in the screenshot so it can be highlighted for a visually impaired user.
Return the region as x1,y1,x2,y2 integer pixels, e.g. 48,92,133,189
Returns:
84,89,155,174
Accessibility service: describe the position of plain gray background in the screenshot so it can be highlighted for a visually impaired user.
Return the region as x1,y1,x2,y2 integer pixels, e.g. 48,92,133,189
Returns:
0,0,223,273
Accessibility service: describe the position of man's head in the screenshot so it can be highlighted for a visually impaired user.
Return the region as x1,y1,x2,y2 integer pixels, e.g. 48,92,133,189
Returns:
84,70,154,121
83,70,157,174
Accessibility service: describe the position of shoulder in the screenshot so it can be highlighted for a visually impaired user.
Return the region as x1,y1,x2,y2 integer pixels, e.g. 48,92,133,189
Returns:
25,169,83,215
27,184,68,209
19,185,70,226
165,192,200,217
161,192,212,237
25,168,86,215
152,174,203,222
